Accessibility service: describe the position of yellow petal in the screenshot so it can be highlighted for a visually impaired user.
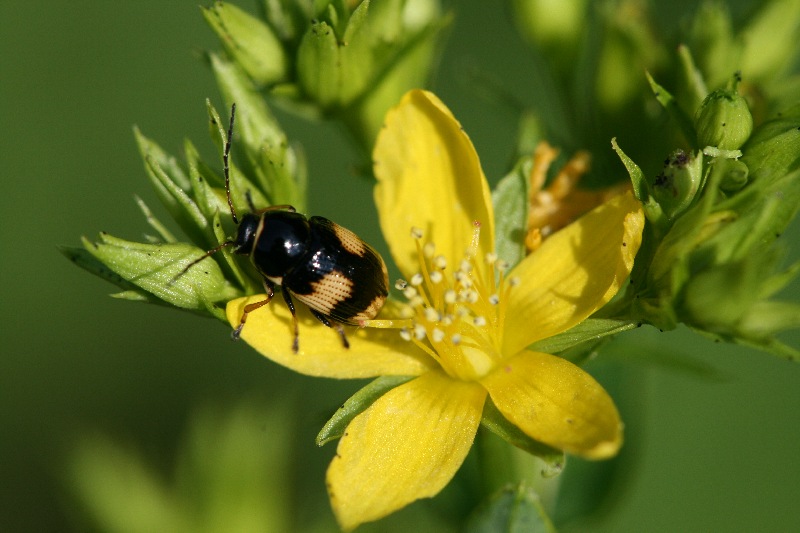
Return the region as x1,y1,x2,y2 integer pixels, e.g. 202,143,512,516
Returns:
374,89,495,277
327,371,485,530
481,350,622,459
226,296,433,379
502,191,644,355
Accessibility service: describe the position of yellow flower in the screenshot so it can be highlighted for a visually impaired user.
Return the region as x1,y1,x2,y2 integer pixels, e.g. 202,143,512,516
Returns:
226,90,644,530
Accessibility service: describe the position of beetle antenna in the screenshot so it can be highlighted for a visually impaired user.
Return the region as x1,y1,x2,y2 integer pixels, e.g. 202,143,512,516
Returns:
170,240,235,284
224,103,238,225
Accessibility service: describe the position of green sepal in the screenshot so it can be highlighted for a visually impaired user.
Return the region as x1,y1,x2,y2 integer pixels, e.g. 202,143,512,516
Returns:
134,129,211,248
611,138,665,229
202,1,287,87
210,55,306,211
315,375,415,446
530,318,639,355
675,44,708,115
258,0,311,43
60,246,169,306
183,139,230,221
80,233,241,320
492,157,530,271
742,104,800,184
209,210,260,295
335,1,372,106
205,100,270,215
464,484,557,533
134,196,178,243
480,399,564,476
645,71,697,147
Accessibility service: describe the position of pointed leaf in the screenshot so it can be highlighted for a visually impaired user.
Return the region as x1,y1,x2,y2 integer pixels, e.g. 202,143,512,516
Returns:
316,375,415,446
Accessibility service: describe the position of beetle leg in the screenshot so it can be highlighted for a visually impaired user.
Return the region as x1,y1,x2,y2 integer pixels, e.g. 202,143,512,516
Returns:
310,309,350,349
232,280,274,340
281,289,300,353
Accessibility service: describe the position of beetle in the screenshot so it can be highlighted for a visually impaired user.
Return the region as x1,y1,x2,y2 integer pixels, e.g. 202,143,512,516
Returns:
179,104,388,353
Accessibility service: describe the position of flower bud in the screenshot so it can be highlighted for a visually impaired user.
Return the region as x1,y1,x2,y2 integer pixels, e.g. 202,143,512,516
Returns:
694,75,753,150
651,150,703,219
203,2,288,87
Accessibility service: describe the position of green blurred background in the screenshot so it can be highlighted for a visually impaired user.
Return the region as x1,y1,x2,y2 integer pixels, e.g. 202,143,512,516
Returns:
2,1,799,531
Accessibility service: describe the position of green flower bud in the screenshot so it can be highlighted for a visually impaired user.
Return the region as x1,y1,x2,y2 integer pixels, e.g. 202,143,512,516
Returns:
651,150,703,220
203,2,288,87
511,0,587,67
694,75,753,150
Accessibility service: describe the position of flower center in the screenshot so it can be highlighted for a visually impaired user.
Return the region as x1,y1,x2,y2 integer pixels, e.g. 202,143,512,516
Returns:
367,222,518,381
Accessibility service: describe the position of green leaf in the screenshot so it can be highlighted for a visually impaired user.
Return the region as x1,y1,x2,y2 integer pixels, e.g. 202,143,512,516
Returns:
464,484,557,533
134,196,177,244
183,139,229,221
492,158,530,271
134,129,211,247
81,233,240,320
530,318,639,355
645,71,698,147
210,55,305,210
480,399,564,476
315,375,415,446
675,44,708,113
60,246,167,304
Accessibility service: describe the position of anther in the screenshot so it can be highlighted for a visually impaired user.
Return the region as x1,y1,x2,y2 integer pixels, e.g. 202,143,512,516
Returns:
423,242,435,258
473,316,487,327
411,227,424,239
403,286,418,299
489,294,500,305
431,328,445,343
399,328,412,341
444,289,457,304
410,273,424,286
430,271,443,284
413,324,427,340
424,307,440,323
433,255,447,269
395,279,408,290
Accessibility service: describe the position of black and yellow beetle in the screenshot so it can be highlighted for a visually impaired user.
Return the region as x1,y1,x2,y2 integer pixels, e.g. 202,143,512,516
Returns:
180,104,388,352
